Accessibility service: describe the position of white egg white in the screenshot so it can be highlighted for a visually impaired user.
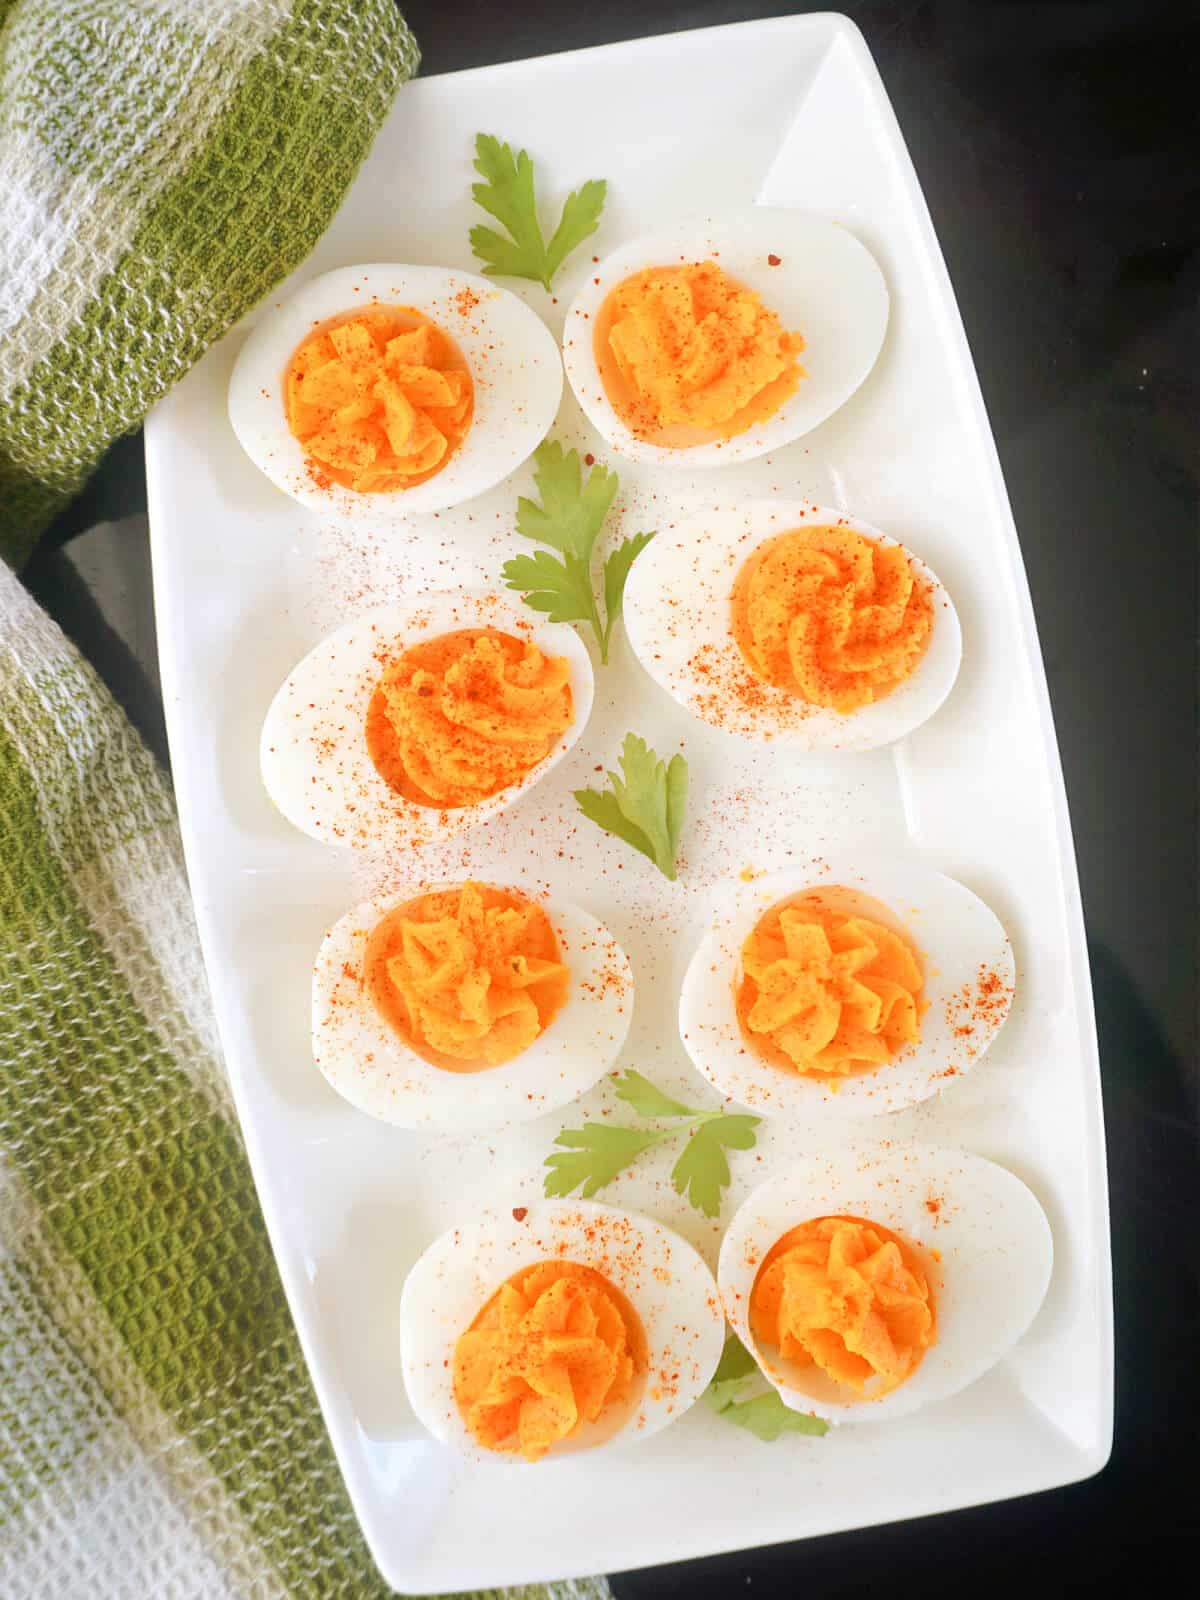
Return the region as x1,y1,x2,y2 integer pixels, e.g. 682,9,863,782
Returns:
259,591,594,850
679,856,1014,1121
562,209,888,469
401,1200,726,1461
227,262,562,520
718,1144,1053,1424
311,885,634,1132
624,500,962,752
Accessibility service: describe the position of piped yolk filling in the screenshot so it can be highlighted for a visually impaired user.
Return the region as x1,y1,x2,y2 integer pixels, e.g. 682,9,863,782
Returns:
594,261,804,447
285,307,473,492
365,628,573,809
365,882,568,1070
750,1216,935,1396
736,890,924,1078
453,1260,643,1462
732,526,934,713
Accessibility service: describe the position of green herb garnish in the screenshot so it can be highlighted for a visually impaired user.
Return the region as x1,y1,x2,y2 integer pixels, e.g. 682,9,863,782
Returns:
543,1071,759,1219
574,733,687,880
502,441,653,665
470,134,606,290
705,1334,830,1441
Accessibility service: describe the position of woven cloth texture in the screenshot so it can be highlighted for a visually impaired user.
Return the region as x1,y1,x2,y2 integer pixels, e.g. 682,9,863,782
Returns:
0,562,618,1599
0,0,418,568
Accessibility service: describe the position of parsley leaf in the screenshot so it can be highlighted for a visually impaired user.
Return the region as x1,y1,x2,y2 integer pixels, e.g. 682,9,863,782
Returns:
671,1114,761,1219
705,1335,830,1441
601,530,655,657
469,133,606,290
613,1069,696,1119
502,441,652,664
718,1392,831,1442
543,1077,758,1216
543,1124,670,1199
705,1333,760,1412
501,550,595,627
576,732,687,878
516,441,618,557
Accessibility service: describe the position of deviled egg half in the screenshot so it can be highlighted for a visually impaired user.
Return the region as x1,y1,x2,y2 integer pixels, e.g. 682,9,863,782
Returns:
312,880,633,1132
228,263,562,520
401,1200,725,1462
718,1145,1053,1424
623,501,961,752
260,591,594,850
680,856,1014,1121
563,209,888,468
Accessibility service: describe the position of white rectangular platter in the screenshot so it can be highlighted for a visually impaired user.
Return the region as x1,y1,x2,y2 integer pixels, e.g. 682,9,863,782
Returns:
145,14,1112,1593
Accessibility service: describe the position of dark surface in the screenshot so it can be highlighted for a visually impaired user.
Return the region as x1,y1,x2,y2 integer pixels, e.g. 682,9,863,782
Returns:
26,2,1199,1594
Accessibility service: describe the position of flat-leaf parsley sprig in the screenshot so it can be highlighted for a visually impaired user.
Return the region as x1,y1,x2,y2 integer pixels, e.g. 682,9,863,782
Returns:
575,733,687,880
469,133,606,291
705,1334,830,1442
502,441,654,665
543,1070,760,1219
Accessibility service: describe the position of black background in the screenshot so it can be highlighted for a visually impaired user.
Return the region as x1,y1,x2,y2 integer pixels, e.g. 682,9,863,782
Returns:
26,3,1199,1594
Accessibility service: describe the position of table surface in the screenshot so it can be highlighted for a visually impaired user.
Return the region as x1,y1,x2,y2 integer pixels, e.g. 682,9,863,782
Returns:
24,2,1198,1595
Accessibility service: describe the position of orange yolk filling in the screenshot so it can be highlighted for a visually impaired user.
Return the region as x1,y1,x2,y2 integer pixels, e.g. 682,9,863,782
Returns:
284,307,473,492
364,882,568,1069
594,261,804,445
736,890,924,1078
453,1260,643,1462
751,1216,936,1396
365,628,573,809
732,526,934,713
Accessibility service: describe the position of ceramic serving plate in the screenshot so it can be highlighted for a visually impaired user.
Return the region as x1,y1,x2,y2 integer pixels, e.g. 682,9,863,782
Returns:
145,14,1112,1592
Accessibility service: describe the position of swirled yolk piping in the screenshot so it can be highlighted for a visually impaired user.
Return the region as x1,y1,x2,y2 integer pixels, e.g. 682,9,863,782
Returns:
594,261,804,446
365,629,573,809
453,1260,643,1461
732,525,934,713
364,882,568,1069
750,1216,935,1396
285,307,473,492
736,890,924,1078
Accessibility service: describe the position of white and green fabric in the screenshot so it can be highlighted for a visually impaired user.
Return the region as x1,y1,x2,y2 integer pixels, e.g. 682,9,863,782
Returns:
0,568,615,1599
0,2,614,1595
0,0,419,568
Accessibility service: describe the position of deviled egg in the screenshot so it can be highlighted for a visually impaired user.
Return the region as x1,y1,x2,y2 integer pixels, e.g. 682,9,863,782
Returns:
260,591,594,850
623,501,961,751
680,856,1014,1120
563,209,888,468
312,880,633,1131
718,1145,1053,1424
228,263,562,520
401,1200,725,1461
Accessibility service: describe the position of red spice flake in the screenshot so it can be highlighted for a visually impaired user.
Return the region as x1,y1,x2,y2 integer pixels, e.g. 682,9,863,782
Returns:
767,253,782,266
453,285,481,316
584,452,595,466
943,962,1014,1057
925,1195,942,1216
512,1207,528,1222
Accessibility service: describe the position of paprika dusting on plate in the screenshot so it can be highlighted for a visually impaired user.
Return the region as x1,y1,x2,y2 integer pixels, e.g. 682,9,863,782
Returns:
285,306,473,492
453,1260,646,1461
363,882,569,1070
594,261,804,446
751,1216,935,1396
732,525,933,712
736,888,925,1078
365,628,573,808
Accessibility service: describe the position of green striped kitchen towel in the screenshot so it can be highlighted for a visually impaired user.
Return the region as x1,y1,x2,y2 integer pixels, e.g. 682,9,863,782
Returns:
0,564,615,1599
0,0,418,570
0,2,612,1594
